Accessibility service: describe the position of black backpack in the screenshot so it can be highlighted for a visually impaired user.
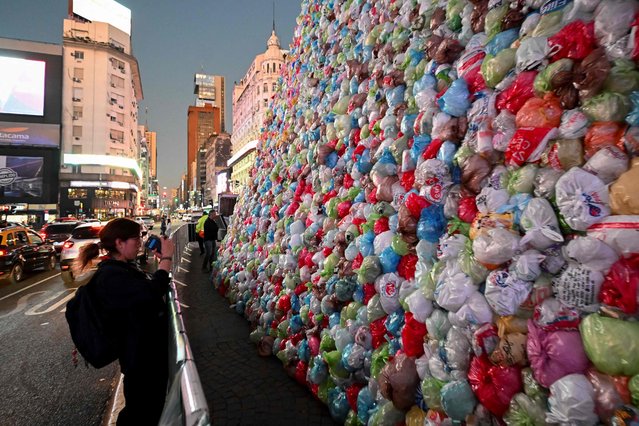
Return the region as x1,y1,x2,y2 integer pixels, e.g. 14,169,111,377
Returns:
65,275,117,368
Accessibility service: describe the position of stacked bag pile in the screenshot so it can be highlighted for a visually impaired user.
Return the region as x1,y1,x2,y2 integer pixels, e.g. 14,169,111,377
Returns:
216,0,639,424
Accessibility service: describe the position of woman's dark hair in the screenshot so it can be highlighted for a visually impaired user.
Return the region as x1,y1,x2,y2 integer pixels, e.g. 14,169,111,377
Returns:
76,218,141,271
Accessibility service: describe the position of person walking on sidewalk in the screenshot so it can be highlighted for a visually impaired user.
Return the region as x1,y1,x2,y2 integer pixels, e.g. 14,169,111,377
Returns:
195,211,208,255
75,218,175,425
160,216,167,236
202,210,219,272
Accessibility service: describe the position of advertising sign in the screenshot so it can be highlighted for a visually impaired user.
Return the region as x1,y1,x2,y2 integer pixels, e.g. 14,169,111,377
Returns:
0,121,60,147
0,155,44,199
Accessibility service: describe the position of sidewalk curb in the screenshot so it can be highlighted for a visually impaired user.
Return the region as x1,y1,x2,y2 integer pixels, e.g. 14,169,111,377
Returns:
103,373,124,426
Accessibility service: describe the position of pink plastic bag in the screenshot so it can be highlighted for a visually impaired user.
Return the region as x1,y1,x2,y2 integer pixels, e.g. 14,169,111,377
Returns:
527,320,590,388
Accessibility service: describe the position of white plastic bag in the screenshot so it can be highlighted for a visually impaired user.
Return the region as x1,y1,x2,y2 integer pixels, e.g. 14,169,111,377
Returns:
583,146,629,184
452,291,494,325
375,273,403,315
546,374,598,425
475,187,510,214
555,167,611,231
516,37,550,71
485,269,533,316
587,215,639,256
520,198,564,250
552,263,604,310
472,228,521,267
434,264,476,313
510,249,546,282
563,236,619,273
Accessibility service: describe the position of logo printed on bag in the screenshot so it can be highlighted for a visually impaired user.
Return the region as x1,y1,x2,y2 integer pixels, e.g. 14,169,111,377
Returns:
383,281,397,298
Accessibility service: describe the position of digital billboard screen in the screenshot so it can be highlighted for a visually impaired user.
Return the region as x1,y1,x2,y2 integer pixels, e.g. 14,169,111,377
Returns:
0,155,44,199
0,56,46,117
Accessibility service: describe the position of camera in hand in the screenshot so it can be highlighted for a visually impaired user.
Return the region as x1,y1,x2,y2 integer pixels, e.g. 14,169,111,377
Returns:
145,235,162,252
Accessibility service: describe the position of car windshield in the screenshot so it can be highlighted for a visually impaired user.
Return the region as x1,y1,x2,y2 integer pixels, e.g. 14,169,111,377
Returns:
72,226,101,239
46,223,78,234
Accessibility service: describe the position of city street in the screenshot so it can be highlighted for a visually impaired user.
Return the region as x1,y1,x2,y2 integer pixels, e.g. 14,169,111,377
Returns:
0,269,118,425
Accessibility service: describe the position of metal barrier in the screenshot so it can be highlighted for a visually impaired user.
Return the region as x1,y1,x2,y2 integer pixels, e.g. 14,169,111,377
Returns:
159,224,210,426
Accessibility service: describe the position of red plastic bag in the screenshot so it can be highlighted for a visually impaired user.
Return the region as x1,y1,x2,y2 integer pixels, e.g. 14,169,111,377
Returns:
584,121,627,159
295,360,308,385
467,355,522,417
346,384,364,412
401,312,427,357
515,94,563,128
397,253,418,280
405,192,430,219
505,126,557,167
400,170,416,191
422,138,444,160
458,196,478,223
496,71,538,114
337,200,352,218
548,20,596,61
600,254,639,314
370,316,389,349
374,216,390,234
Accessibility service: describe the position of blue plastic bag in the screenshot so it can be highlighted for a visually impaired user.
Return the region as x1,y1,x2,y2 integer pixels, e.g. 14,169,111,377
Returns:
437,78,471,117
380,246,401,273
417,204,447,243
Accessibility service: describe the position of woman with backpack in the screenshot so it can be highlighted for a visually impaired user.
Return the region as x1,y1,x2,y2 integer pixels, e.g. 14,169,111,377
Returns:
74,218,175,425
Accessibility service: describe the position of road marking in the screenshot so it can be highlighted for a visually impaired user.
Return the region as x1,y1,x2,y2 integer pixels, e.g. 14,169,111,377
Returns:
25,288,76,315
179,301,189,308
173,279,187,287
0,273,60,302
178,266,190,273
0,292,46,318
182,258,191,263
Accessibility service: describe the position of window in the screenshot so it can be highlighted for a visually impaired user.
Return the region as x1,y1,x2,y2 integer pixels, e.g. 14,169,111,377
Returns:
73,67,84,81
257,86,260,94
73,125,82,137
68,188,88,199
266,63,269,73
72,87,83,102
110,129,124,142
110,75,124,89
73,50,84,60
14,231,29,246
272,82,277,91
73,106,82,119
72,144,82,154
5,232,14,247
29,232,43,244
263,99,268,107
263,83,268,93
116,112,124,125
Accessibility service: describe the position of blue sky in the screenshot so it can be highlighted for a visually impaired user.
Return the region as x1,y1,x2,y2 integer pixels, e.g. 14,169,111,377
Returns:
1,0,301,189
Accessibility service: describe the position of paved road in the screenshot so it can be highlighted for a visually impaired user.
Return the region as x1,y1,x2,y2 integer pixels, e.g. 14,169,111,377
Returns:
0,269,119,425
173,242,337,426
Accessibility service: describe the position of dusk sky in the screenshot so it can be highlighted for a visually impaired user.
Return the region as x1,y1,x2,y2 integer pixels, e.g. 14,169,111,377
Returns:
1,0,302,189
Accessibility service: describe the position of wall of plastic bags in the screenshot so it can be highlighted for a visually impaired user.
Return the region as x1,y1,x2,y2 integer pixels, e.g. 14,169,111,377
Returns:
215,0,639,424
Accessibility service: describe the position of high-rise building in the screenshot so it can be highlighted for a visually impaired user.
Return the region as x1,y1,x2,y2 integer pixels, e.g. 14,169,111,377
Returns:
229,25,287,190
194,73,225,131
59,1,143,219
204,132,232,205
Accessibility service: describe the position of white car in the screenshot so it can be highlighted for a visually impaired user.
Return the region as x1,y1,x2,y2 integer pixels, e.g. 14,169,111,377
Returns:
135,216,155,230
60,221,149,285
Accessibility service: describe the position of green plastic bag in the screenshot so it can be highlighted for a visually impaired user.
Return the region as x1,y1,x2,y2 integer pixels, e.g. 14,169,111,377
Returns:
630,375,639,407
420,376,445,411
503,393,548,426
357,256,382,285
485,2,508,39
320,332,336,353
580,314,639,376
481,49,517,88
368,400,405,426
371,343,390,379
534,59,574,95
581,91,631,122
605,59,639,95
324,350,350,379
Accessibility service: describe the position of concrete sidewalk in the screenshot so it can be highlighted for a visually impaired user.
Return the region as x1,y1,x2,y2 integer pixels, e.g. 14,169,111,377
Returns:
174,242,337,425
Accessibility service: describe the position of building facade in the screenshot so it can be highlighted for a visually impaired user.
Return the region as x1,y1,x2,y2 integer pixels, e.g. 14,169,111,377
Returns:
186,103,221,204
194,73,225,132
204,132,232,205
230,28,287,189
59,14,143,219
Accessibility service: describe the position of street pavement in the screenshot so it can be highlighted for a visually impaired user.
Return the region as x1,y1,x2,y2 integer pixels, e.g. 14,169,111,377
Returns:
174,242,337,426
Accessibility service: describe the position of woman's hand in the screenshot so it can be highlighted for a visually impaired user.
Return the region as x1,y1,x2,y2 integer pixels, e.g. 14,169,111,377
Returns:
159,235,175,259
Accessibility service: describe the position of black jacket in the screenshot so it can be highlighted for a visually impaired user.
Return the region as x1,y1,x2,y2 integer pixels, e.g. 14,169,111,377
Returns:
91,259,170,375
203,217,219,242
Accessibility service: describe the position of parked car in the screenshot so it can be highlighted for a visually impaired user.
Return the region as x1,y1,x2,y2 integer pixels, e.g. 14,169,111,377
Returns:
40,221,83,254
60,221,149,285
134,216,155,230
0,224,57,284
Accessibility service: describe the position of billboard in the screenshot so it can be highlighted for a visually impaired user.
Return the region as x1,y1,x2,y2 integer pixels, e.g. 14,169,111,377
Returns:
0,155,44,199
0,56,46,116
0,122,60,148
72,0,132,35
